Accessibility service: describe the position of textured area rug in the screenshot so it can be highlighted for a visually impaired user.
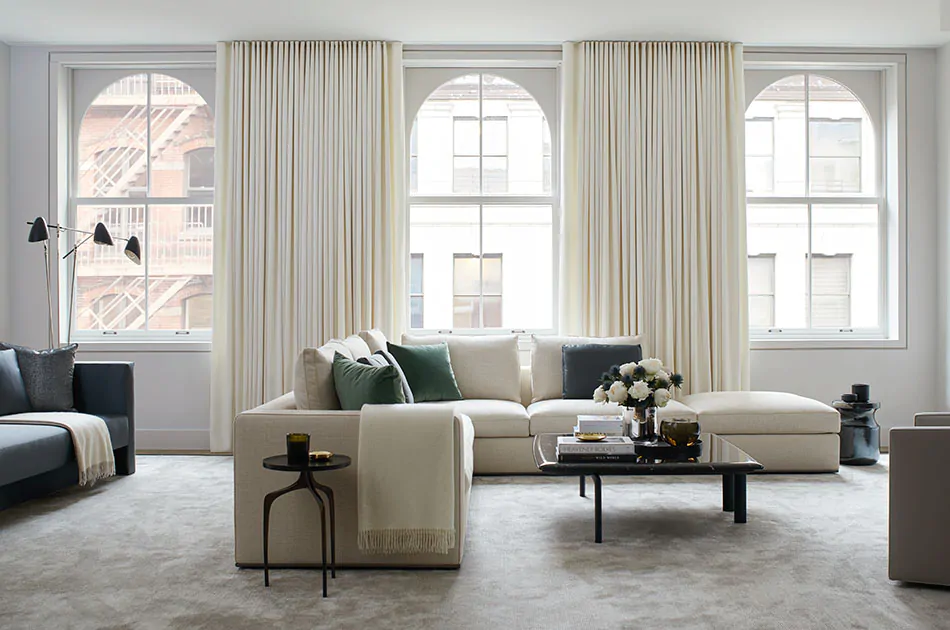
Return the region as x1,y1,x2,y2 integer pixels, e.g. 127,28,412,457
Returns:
0,456,948,629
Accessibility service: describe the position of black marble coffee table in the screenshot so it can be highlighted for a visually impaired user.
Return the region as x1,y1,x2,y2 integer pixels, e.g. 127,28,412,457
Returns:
533,433,763,543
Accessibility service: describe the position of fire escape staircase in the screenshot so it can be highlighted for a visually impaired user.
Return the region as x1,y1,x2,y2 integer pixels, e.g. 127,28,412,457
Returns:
81,276,191,332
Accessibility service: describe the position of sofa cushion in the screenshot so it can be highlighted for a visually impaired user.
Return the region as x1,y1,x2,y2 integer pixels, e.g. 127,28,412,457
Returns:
562,343,643,399
293,347,341,410
530,335,642,403
387,342,463,403
0,349,31,415
527,398,697,435
0,413,129,486
321,338,353,360
344,335,373,360
401,334,521,403
332,353,405,411
0,342,78,412
417,399,529,438
372,350,414,404
680,391,840,435
358,329,388,354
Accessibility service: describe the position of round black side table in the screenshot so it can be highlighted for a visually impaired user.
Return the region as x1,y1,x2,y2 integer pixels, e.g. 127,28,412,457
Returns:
833,401,881,466
262,454,351,596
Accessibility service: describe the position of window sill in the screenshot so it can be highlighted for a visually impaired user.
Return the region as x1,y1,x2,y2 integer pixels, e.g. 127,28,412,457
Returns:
72,340,211,353
751,337,905,351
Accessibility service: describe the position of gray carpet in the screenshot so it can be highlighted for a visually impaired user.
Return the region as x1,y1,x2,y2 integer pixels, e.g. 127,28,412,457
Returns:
0,456,948,630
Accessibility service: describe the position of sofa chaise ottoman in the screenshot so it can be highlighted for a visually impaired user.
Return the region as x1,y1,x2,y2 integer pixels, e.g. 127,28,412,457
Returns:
0,362,135,510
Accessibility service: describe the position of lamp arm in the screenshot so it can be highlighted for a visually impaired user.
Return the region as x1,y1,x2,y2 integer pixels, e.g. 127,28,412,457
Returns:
61,233,93,260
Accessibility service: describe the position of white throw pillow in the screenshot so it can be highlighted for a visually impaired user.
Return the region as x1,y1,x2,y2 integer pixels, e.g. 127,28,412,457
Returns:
344,335,372,360
357,329,388,354
401,334,521,403
322,338,353,360
293,346,341,410
530,335,643,403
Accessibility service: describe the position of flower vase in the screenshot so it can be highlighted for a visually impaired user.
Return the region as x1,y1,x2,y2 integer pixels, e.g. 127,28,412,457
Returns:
631,406,658,441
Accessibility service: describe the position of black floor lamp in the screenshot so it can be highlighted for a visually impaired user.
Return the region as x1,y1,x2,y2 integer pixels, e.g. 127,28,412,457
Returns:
27,217,142,348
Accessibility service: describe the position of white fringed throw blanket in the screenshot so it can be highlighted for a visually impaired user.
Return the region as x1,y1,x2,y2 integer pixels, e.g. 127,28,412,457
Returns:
1,412,115,485
357,404,457,555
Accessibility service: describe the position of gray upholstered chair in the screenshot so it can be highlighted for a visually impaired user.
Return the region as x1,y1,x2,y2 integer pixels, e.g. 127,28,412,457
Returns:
888,413,950,586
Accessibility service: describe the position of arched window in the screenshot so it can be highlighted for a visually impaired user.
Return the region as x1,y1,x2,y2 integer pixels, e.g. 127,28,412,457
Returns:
72,70,215,338
406,70,557,332
745,71,882,337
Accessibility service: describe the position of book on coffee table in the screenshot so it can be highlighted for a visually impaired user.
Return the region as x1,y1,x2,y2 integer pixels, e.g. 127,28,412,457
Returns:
556,436,641,462
575,415,624,435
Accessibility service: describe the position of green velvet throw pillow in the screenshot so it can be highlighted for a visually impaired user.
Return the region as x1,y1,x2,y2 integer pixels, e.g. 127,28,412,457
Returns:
331,353,406,411
386,342,463,403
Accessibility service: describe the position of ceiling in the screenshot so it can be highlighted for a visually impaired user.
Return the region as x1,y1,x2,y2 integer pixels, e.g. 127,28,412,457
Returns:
0,0,948,48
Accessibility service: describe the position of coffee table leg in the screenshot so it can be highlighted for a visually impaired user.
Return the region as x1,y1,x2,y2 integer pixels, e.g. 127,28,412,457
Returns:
592,474,603,543
579,475,586,497
734,473,747,524
722,473,735,512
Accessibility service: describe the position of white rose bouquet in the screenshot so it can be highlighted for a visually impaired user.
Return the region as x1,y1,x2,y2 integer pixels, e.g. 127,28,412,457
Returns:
592,357,684,410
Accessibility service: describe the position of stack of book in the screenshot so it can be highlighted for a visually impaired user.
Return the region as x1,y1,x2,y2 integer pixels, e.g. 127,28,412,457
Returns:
557,436,639,463
574,415,624,436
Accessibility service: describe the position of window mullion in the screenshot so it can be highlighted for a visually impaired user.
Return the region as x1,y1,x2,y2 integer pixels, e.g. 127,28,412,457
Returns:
144,73,152,332
804,73,812,331
477,73,485,328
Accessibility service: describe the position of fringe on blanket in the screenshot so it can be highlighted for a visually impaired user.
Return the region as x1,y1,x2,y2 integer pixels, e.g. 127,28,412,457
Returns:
79,460,116,487
358,528,455,555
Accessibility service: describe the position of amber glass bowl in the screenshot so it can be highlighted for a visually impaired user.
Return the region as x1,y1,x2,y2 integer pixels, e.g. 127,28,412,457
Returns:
659,419,701,447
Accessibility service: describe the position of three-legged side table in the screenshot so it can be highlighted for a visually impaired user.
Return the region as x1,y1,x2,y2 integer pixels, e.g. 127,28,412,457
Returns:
261,454,351,597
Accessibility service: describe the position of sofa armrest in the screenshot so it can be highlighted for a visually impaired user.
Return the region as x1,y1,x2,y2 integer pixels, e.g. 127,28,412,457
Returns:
913,412,950,427
73,361,134,474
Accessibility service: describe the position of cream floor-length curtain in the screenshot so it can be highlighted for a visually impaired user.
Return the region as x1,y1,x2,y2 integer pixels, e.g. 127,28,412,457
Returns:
561,41,749,394
210,41,405,452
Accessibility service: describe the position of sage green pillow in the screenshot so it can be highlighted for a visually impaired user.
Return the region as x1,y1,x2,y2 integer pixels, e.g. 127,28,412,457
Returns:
386,342,462,403
331,353,406,411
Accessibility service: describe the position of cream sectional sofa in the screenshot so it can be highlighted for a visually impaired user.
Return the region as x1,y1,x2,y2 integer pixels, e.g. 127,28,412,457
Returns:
233,330,840,568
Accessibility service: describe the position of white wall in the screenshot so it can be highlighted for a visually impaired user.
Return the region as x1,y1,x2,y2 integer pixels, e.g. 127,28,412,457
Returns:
9,46,211,450
751,49,940,445
0,42,10,340
937,43,950,411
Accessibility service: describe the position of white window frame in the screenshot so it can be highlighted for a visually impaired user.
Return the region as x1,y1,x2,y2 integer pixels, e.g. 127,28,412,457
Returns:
744,51,906,350
404,47,561,336
50,50,216,348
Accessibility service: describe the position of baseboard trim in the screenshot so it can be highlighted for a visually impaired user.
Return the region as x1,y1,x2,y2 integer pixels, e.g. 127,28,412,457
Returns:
136,429,210,451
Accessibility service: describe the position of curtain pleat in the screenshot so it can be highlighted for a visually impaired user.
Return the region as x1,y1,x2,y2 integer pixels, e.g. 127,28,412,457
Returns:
210,41,405,452
562,41,749,394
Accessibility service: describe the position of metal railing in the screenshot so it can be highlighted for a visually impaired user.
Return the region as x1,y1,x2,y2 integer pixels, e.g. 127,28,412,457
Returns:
75,205,213,272
100,75,198,97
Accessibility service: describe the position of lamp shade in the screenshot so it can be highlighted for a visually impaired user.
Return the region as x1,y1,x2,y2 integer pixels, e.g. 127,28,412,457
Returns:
93,222,114,246
28,217,50,243
124,235,142,265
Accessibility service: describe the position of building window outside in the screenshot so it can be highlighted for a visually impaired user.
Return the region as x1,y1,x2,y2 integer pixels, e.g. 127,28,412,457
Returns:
748,254,776,329
182,293,213,330
745,70,882,338
72,70,215,338
745,118,774,193
809,254,852,328
408,70,556,332
453,253,502,328
410,253,424,329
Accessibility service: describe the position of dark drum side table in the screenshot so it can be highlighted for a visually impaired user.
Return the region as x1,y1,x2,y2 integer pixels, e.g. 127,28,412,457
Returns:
262,454,351,597
833,401,881,466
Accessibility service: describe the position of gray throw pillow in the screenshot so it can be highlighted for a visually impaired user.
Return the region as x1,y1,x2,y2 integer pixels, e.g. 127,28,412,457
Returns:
373,350,414,404
0,343,78,411
0,349,31,415
562,343,643,400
